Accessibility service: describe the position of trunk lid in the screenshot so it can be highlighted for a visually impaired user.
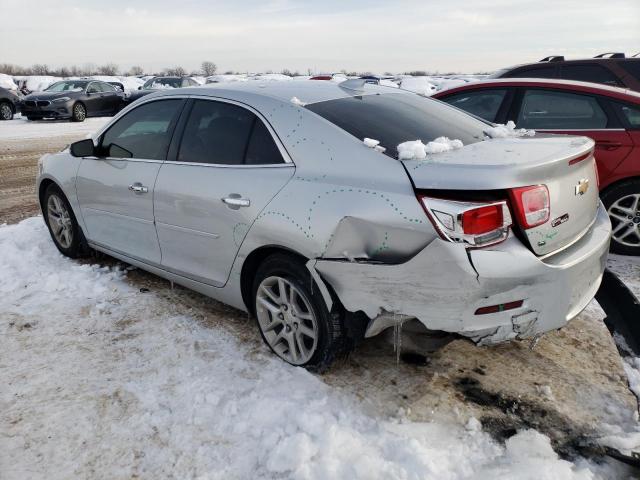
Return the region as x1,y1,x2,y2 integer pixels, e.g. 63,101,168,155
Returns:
402,135,600,256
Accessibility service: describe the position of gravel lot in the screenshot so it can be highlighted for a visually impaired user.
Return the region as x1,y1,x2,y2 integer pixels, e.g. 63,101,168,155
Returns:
1,117,639,478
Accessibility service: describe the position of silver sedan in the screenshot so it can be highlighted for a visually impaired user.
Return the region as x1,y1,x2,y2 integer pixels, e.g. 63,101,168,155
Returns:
37,81,611,370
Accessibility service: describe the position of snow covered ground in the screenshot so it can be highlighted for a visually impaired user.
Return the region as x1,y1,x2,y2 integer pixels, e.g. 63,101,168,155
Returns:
1,218,637,479
0,116,110,141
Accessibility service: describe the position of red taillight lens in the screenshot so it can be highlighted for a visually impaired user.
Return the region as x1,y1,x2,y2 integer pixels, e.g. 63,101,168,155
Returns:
474,300,523,315
509,185,550,229
461,204,503,235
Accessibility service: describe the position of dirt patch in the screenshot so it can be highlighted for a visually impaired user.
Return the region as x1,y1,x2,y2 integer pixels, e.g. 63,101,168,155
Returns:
0,135,81,224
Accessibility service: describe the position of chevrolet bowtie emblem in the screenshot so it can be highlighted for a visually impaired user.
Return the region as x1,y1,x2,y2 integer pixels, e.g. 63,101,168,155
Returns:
575,179,589,196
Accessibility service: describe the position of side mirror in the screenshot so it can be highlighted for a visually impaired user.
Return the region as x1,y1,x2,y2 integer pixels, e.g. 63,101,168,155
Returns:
138,86,142,90
70,139,96,157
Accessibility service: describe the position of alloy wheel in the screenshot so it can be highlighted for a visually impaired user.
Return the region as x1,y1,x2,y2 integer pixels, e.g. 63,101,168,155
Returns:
47,194,74,249
608,193,640,247
256,276,319,365
74,104,86,121
0,103,12,120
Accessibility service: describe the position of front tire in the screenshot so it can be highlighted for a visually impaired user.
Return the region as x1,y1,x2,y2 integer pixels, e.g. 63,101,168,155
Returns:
602,179,640,256
42,184,89,258
71,102,86,122
252,254,350,371
0,101,13,120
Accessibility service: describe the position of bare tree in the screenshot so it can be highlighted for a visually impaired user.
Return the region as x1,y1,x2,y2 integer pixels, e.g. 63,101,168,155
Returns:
201,61,217,76
31,64,50,75
166,66,186,76
98,63,119,76
129,65,144,76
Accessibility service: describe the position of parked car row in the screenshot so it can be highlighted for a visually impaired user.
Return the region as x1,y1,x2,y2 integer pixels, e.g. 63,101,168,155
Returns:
0,75,201,122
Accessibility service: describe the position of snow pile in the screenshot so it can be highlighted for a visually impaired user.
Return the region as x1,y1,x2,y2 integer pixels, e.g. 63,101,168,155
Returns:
0,73,17,90
13,75,58,93
0,218,605,479
400,77,438,96
290,96,307,107
206,74,248,83
397,137,463,160
485,121,535,139
363,137,386,153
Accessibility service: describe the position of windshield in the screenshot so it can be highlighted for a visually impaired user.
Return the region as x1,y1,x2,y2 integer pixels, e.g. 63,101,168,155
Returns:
143,78,182,89
45,81,87,92
306,93,488,159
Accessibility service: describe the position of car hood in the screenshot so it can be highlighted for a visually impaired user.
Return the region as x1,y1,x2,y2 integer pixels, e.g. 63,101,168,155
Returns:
24,91,82,100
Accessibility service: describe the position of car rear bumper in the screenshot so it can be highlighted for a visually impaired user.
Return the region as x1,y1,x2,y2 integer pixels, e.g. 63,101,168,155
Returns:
313,202,611,344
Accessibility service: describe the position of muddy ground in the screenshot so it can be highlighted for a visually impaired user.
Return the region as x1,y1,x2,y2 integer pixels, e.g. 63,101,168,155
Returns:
0,124,638,464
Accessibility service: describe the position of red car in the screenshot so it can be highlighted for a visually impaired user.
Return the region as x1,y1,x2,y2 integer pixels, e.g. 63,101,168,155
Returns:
433,79,640,255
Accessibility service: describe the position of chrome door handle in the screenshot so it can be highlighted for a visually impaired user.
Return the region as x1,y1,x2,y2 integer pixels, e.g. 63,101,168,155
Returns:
129,183,148,194
222,195,250,209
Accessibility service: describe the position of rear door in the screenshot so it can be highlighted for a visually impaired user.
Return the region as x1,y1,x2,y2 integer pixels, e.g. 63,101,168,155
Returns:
76,98,185,264
511,87,634,183
153,98,295,286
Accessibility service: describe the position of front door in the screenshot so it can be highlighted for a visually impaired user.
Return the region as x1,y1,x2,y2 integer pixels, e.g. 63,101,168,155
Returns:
76,98,186,264
153,98,294,286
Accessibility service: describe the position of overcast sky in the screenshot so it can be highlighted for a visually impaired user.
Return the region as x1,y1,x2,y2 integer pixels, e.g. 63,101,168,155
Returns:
1,0,638,74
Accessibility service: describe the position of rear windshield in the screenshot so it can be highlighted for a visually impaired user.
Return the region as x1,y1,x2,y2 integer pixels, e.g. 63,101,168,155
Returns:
306,93,488,159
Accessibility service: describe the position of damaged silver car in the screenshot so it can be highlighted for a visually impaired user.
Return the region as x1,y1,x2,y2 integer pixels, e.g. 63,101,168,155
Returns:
37,80,611,370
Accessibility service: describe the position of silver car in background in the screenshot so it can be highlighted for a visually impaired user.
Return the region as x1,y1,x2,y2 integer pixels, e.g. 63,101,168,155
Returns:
37,81,611,370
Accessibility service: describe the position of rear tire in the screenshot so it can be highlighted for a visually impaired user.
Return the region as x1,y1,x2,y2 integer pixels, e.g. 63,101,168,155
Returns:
252,254,351,371
42,184,89,258
602,179,640,256
71,102,86,122
0,101,13,120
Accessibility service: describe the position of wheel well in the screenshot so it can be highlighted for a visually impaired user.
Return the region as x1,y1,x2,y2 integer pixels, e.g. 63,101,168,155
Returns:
240,246,309,315
0,99,15,113
38,178,56,210
601,176,640,198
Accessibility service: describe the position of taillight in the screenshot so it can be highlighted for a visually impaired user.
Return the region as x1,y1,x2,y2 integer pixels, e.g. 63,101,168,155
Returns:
509,185,550,229
418,196,512,247
461,204,503,235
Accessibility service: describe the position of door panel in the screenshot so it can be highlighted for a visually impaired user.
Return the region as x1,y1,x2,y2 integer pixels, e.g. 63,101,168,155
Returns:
77,159,162,263
76,98,185,264
154,164,294,286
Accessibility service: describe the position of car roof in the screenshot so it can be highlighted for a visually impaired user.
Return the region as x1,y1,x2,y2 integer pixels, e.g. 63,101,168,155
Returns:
433,78,640,103
146,80,409,105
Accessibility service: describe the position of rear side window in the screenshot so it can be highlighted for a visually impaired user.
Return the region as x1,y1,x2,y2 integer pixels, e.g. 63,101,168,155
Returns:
307,93,487,159
560,64,622,86
619,60,640,82
504,66,556,79
245,120,285,165
516,89,608,129
439,89,507,122
101,99,183,160
612,102,640,128
178,100,284,165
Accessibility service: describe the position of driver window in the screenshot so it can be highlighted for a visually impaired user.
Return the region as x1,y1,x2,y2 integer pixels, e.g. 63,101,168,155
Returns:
100,99,183,160
87,83,100,94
